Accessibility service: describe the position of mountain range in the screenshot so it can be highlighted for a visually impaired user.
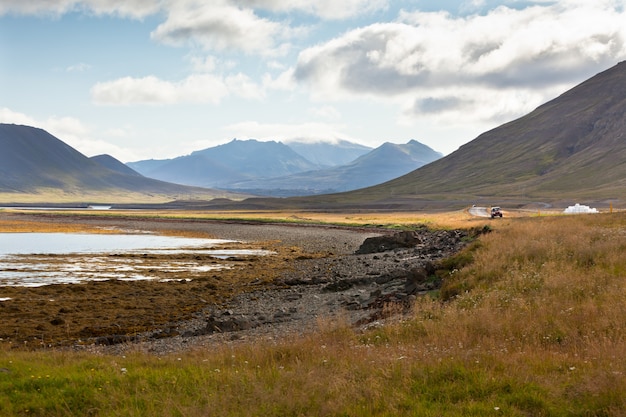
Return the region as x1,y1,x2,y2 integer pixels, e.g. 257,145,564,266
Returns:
198,60,626,210
129,138,441,196
0,124,244,203
283,139,373,167
324,60,626,208
224,140,442,196
128,139,322,189
2,60,626,208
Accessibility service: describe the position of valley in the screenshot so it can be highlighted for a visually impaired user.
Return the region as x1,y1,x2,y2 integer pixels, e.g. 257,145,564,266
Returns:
1,59,626,416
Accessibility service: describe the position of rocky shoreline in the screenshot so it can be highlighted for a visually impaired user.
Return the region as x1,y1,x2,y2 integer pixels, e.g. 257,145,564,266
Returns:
0,212,481,354
90,226,480,355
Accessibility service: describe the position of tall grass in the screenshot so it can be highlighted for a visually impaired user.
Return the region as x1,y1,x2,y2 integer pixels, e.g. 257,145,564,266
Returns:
3,212,626,416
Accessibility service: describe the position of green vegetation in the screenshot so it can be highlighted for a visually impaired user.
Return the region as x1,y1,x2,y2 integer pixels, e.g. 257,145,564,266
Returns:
3,212,626,416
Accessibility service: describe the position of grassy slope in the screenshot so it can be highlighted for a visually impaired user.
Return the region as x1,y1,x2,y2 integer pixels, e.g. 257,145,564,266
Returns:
0,124,249,203
2,211,626,415
0,189,247,205
335,61,626,203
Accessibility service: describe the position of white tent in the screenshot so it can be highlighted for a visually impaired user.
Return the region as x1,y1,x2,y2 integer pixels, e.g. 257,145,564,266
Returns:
563,203,599,214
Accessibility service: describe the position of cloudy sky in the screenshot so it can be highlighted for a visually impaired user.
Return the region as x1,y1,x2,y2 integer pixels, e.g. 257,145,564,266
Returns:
1,0,625,162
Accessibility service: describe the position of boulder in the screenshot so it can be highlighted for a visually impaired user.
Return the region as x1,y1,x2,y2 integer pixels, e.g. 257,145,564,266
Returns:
355,231,423,254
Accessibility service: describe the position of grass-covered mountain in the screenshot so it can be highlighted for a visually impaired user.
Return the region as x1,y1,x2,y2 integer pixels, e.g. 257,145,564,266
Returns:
128,139,322,188
188,60,626,210
0,124,243,203
90,154,144,177
326,60,626,207
225,140,442,196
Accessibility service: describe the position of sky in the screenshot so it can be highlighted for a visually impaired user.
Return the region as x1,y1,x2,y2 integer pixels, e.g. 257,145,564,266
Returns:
1,1,625,163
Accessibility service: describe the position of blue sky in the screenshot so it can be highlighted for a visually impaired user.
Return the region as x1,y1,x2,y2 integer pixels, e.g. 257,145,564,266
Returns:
1,0,625,162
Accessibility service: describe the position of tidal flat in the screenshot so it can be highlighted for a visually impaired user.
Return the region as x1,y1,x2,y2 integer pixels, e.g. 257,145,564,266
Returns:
0,210,378,349
0,212,318,348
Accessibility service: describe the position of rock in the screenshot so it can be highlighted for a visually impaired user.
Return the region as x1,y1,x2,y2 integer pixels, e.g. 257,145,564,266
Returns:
188,311,261,336
95,334,136,346
355,231,423,254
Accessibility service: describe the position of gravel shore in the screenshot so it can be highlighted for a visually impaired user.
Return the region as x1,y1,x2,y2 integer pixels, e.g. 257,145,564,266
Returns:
0,212,473,355
79,216,388,354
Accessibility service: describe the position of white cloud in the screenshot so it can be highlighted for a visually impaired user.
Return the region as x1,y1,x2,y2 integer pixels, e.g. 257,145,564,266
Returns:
151,0,291,56
293,2,626,125
91,74,235,105
239,0,389,19
0,108,37,126
222,120,352,143
225,73,265,99
91,69,272,105
262,68,296,91
66,62,91,72
0,0,389,20
0,0,161,18
309,105,341,121
0,0,383,59
188,55,218,72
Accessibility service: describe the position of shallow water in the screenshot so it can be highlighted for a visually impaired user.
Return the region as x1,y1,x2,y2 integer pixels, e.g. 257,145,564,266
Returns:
0,232,231,255
0,232,272,287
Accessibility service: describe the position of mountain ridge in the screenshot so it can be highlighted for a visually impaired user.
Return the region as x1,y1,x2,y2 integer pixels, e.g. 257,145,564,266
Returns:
4,61,626,208
284,139,372,167
0,124,245,202
128,138,322,188
223,140,442,196
330,60,626,205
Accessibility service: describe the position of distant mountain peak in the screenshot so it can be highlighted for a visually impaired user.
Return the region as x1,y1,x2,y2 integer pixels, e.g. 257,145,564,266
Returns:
222,139,442,196
131,138,322,188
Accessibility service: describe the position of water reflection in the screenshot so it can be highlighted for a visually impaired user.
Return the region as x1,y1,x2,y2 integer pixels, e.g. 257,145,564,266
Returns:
0,232,233,255
0,232,273,287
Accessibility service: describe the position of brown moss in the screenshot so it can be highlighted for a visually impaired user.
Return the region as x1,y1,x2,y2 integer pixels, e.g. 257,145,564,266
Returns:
0,217,315,349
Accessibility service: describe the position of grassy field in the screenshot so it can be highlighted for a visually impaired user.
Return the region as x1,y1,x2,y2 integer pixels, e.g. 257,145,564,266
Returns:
2,209,626,416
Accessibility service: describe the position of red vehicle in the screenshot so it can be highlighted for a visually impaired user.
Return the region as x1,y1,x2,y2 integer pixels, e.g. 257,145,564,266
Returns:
490,207,503,218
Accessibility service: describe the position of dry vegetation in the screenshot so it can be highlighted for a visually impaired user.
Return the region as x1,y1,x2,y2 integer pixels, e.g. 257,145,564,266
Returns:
0,219,305,348
2,209,626,415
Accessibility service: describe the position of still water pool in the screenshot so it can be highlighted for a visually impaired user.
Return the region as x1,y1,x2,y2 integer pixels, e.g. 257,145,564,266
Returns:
0,232,231,254
0,232,271,287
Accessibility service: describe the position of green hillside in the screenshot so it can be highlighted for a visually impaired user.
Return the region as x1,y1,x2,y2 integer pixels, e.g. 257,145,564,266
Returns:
0,124,245,203
338,61,626,206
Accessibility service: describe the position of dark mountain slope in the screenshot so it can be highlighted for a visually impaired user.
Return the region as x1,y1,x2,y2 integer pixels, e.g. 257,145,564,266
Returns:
0,124,239,199
225,140,442,195
91,154,143,177
0,124,95,191
342,61,626,202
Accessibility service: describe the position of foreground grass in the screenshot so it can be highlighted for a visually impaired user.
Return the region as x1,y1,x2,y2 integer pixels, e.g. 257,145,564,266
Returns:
3,211,626,416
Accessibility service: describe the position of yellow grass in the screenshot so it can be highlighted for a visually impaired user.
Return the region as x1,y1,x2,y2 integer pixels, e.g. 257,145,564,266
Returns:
0,188,247,204
1,206,483,229
3,209,626,415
